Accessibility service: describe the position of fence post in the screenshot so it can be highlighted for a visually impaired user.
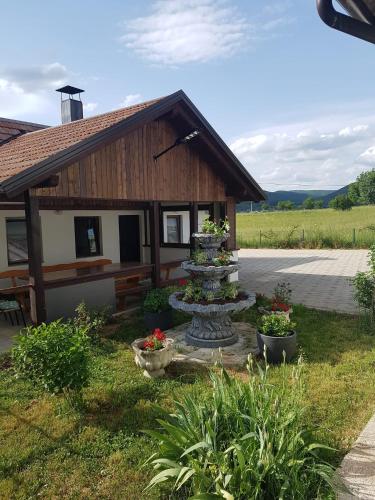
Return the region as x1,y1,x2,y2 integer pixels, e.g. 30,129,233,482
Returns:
353,228,356,245
302,229,305,242
259,230,262,246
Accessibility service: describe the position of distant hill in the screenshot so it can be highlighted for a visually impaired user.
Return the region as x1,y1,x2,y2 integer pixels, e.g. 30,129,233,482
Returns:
237,186,350,212
291,190,334,197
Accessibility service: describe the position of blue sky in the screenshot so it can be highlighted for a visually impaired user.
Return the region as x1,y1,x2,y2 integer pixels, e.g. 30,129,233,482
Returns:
1,0,375,191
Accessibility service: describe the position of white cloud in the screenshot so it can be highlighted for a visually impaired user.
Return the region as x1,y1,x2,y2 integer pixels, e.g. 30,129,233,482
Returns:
359,146,375,165
0,62,71,122
120,93,143,107
1,62,69,92
83,102,98,114
121,0,291,66
230,114,375,190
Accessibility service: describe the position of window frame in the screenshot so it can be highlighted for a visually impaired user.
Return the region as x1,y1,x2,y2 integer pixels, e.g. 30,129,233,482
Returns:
74,216,102,259
6,217,29,266
166,214,182,244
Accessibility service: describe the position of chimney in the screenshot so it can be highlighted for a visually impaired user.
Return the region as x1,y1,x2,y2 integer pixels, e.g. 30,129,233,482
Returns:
56,85,84,124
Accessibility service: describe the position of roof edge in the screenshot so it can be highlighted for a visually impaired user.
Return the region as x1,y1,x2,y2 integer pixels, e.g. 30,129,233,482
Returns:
1,89,265,202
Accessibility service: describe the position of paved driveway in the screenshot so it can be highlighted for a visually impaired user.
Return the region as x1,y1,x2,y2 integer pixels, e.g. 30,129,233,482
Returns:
239,249,369,314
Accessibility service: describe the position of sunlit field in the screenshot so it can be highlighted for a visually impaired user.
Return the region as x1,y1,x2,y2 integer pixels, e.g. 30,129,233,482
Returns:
237,206,375,248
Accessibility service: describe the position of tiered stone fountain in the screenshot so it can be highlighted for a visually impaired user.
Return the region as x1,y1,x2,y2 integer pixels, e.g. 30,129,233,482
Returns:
169,232,255,348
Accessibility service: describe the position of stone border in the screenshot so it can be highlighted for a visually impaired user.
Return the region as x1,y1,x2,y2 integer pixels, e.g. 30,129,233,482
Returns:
166,322,259,368
338,414,375,499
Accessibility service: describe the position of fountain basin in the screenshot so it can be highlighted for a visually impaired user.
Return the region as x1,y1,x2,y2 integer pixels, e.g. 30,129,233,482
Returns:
181,261,239,291
192,233,229,260
169,291,256,348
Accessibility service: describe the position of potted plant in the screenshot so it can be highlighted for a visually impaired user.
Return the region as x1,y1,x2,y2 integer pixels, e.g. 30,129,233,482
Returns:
258,281,293,319
257,314,297,364
132,328,174,378
143,288,173,330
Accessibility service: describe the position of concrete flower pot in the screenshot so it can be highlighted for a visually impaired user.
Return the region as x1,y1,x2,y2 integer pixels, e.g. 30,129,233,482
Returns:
257,330,297,364
131,338,175,378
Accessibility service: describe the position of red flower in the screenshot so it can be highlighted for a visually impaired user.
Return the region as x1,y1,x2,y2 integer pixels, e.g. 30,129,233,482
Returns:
153,328,166,341
179,279,188,286
143,340,155,350
272,301,289,312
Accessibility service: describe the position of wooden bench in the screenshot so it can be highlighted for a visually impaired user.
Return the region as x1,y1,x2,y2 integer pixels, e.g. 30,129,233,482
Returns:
160,259,186,286
0,259,113,312
115,271,152,311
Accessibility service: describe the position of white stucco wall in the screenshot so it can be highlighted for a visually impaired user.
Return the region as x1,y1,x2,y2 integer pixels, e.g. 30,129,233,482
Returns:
0,209,146,274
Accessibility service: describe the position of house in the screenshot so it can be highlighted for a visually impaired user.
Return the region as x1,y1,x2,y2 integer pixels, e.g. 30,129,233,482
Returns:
0,88,265,324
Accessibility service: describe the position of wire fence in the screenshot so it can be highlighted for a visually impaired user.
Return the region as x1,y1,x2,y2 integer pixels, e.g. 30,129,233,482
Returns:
237,226,375,249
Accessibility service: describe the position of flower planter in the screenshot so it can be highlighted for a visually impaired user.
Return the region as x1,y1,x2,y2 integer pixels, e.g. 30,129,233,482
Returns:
258,306,293,321
131,338,174,378
257,330,297,364
144,310,173,331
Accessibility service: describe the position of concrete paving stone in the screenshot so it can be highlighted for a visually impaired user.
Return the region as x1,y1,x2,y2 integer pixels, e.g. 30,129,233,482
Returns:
238,249,369,314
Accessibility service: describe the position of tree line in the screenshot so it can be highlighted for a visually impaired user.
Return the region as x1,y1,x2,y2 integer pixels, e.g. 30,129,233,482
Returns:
261,169,375,212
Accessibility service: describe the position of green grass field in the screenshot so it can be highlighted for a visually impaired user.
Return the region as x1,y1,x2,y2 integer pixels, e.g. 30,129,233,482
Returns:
1,306,375,498
237,206,375,249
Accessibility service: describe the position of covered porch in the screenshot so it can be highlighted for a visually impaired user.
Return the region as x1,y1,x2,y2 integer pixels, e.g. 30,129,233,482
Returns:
0,195,236,324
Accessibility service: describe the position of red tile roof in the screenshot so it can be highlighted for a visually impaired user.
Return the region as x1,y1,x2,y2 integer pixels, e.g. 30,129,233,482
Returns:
0,117,47,145
0,97,162,185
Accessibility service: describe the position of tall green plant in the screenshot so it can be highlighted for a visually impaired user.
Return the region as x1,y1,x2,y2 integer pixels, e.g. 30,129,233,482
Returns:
144,358,334,499
12,320,91,395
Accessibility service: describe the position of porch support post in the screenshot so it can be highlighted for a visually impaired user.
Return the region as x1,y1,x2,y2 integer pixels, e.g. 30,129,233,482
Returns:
24,189,46,324
150,201,161,287
189,202,198,256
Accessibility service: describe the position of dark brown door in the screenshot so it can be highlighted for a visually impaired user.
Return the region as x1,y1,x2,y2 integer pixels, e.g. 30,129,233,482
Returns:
118,215,141,263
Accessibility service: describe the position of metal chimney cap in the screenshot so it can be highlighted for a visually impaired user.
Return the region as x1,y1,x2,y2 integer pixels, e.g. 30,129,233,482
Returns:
56,85,85,96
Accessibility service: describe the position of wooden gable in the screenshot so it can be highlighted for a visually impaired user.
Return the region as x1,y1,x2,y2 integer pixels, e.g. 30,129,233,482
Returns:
37,118,226,202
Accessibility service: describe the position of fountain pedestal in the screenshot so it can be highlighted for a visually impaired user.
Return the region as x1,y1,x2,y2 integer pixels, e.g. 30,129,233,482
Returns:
169,232,255,348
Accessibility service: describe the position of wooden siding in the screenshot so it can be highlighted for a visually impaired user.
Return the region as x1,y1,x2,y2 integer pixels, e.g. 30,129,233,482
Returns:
37,119,226,202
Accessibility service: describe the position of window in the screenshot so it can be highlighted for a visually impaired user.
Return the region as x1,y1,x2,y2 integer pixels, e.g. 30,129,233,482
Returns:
74,217,101,258
166,215,182,243
6,218,28,265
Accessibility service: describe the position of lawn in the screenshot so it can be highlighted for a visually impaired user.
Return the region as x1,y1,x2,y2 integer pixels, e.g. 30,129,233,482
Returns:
237,205,375,249
1,305,375,499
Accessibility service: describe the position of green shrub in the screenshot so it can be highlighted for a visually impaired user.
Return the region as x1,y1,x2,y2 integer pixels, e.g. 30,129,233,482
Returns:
202,217,230,235
73,301,112,342
192,249,208,265
12,320,91,394
145,358,334,498
258,314,295,337
143,288,171,313
353,245,375,318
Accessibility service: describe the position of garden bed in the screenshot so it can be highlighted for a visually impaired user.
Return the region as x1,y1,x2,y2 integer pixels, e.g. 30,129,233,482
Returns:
1,304,375,498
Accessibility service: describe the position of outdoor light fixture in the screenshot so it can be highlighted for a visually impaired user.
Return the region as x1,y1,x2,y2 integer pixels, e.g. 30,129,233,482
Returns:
153,128,200,161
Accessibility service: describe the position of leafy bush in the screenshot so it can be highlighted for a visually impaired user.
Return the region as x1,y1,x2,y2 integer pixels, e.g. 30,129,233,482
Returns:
259,314,295,337
202,217,230,235
73,301,112,342
192,249,208,265
212,249,233,267
182,281,203,302
353,245,375,317
329,195,353,211
220,281,239,300
145,358,334,498
12,320,91,394
143,288,171,313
